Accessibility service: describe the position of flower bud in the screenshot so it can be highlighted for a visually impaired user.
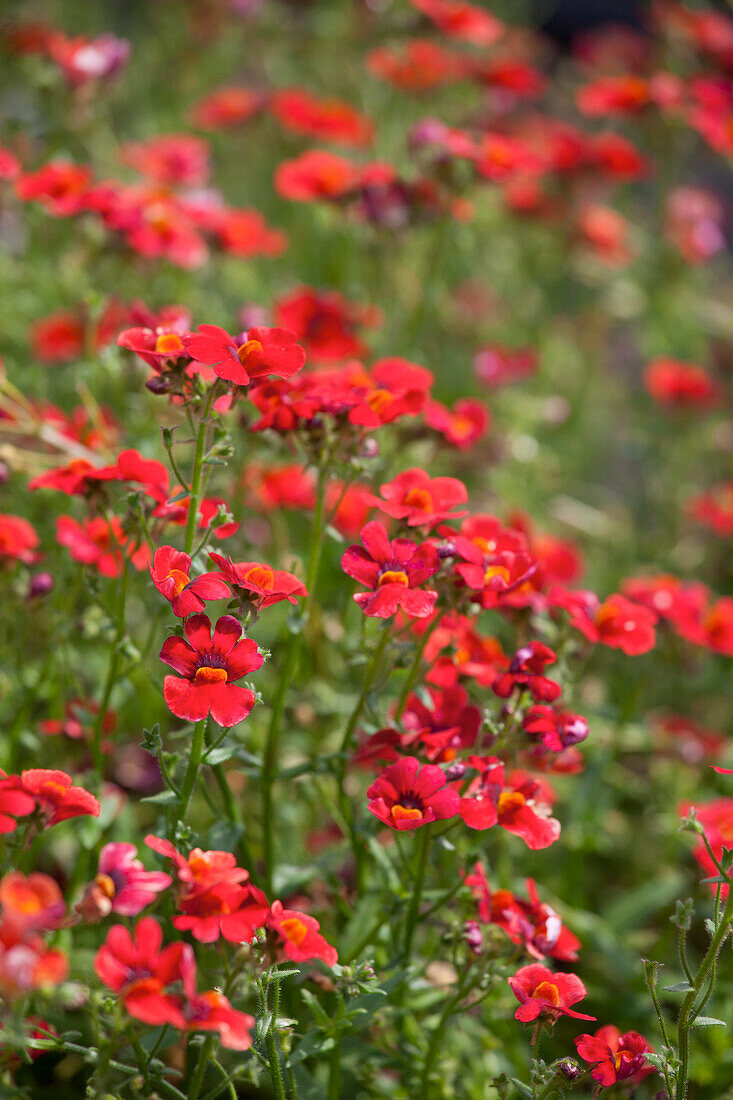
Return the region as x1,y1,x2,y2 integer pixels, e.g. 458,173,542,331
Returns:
27,572,54,599
444,761,466,781
463,920,483,955
558,1059,580,1080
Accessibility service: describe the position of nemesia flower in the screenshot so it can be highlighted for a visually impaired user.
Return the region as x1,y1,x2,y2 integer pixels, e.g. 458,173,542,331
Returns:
190,86,266,130
644,358,720,408
94,916,186,998
575,1026,654,1086
652,714,724,765
30,311,84,362
679,798,733,896
464,863,580,961
4,770,100,825
367,468,468,528
271,89,374,147
408,0,503,45
145,836,269,943
0,145,21,181
325,481,374,537
523,706,589,753
274,150,367,202
208,553,307,610
184,324,305,386
666,187,725,264
474,344,537,388
0,776,36,834
402,684,481,761
423,398,489,450
56,515,150,576
425,612,508,687
458,757,561,849
241,463,316,511
341,520,440,619
576,75,651,116
267,900,338,966
367,40,466,92
119,134,210,188
0,922,68,999
0,515,39,564
149,545,231,617
47,32,129,87
492,643,561,703
76,843,172,921
367,756,460,830
553,589,657,655
688,483,733,536
274,286,380,361
508,963,595,1022
159,614,263,726
0,873,65,935
15,161,92,216
576,204,632,266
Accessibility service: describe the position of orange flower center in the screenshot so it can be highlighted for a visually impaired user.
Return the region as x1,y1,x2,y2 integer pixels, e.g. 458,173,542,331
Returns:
166,568,190,598
155,332,184,354
497,790,526,818
484,565,510,586
391,804,423,823
378,570,409,588
94,873,116,900
719,818,733,841
366,388,394,415
238,339,263,368
403,487,434,513
281,917,308,945
472,536,497,553
244,565,275,590
194,666,228,685
533,981,560,1006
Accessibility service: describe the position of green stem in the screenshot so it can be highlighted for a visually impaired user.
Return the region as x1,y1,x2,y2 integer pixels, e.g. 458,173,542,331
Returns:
178,717,208,823
266,980,287,1100
403,824,432,959
188,1033,217,1100
338,627,391,760
327,1033,341,1100
261,467,328,896
676,880,733,1100
393,620,436,723
419,979,469,1091
184,384,219,558
91,563,128,774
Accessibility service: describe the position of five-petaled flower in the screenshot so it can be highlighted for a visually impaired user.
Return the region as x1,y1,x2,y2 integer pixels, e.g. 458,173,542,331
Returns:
184,324,305,386
367,756,460,830
159,614,263,726
575,1026,654,1086
150,545,231,617
508,963,596,1022
341,520,440,618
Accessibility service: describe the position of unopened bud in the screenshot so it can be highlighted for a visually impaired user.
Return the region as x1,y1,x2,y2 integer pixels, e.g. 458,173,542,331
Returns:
444,761,466,781
558,1059,580,1080
0,461,9,485
463,920,483,955
28,572,54,599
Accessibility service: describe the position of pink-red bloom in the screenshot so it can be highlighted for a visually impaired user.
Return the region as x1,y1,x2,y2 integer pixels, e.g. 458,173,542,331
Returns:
341,521,439,619
458,758,561,849
267,900,338,966
159,614,263,726
77,843,172,921
508,963,595,1022
367,468,468,529
367,756,460,830
209,553,307,610
3,770,100,826
184,324,305,386
575,1026,654,1086
150,545,231,617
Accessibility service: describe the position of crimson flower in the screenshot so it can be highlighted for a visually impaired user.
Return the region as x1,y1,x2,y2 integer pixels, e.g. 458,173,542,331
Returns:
184,324,305,386
341,520,439,619
0,515,40,564
209,553,307,610
402,684,481,761
150,545,231,616
523,706,589,753
367,756,460,830
0,776,36,834
368,468,468,529
159,614,263,727
492,643,562,703
94,917,186,996
267,900,338,966
56,515,150,576
575,1026,654,1086
76,843,172,921
4,770,100,826
644,357,720,408
458,757,561,849
424,398,489,450
508,963,595,1023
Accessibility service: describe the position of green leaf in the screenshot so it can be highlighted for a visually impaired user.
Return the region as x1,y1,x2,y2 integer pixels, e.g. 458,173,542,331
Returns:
204,744,238,766
141,789,179,805
510,1079,534,1099
691,1016,727,1027
663,981,694,992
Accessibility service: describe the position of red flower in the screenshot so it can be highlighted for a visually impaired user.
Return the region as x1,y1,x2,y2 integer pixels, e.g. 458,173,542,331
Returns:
160,614,262,727
6,770,100,825
492,643,561,703
575,1026,654,1087
577,204,632,266
184,324,305,387
150,545,231,617
509,963,595,1022
94,917,186,995
368,468,468,529
474,344,537,388
325,481,375,537
30,311,84,362
688,483,733,536
576,75,651,116
145,837,268,943
555,590,657,656
190,86,266,130
274,286,379,362
679,798,733,896
424,398,489,450
271,89,374,147
119,133,210,188
267,900,338,966
274,150,364,202
408,0,504,45
458,757,561,849
56,515,150,576
644,358,720,408
523,706,588,753
208,553,307,610
402,685,481,761
0,776,35,834
465,863,580,962
341,520,439,619
15,161,92,216
212,208,286,258
367,40,466,92
367,756,460,830
0,514,39,564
